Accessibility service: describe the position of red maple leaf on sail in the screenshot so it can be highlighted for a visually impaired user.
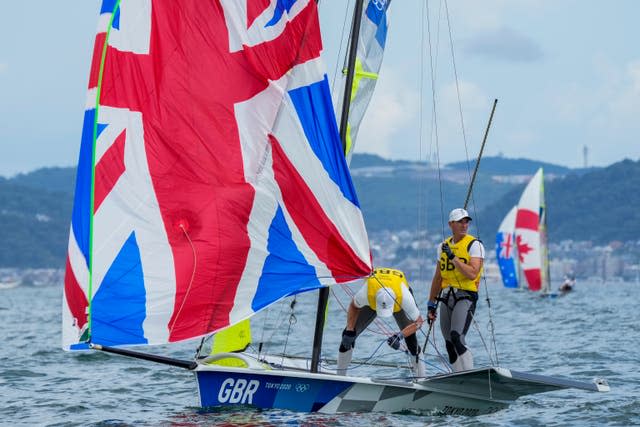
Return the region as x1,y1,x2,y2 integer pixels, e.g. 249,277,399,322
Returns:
516,235,532,263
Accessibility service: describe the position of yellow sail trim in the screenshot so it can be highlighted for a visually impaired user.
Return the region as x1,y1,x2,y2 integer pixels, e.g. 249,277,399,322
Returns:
349,59,379,101
343,59,379,156
208,319,251,367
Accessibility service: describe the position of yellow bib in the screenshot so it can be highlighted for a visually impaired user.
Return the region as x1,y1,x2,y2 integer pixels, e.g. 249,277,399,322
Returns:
366,268,407,312
439,235,482,292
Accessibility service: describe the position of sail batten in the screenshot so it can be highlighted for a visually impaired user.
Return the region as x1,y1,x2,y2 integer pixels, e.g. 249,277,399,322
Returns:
63,0,372,350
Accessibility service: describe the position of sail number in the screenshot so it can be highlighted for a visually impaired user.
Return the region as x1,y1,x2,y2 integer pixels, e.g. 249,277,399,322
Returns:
218,378,260,404
439,256,468,271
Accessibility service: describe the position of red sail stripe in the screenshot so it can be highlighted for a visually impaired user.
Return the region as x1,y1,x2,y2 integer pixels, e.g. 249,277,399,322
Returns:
515,209,539,231
63,256,89,329
246,0,271,28
88,32,107,89
93,130,126,212
523,268,541,291
270,135,370,281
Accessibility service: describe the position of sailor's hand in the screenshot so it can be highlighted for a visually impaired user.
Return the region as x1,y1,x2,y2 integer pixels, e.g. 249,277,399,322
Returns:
442,242,455,260
386,332,404,350
341,329,356,349
427,300,438,324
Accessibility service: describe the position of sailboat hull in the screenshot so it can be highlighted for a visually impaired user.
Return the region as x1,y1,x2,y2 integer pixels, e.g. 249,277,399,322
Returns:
194,363,608,415
195,366,505,415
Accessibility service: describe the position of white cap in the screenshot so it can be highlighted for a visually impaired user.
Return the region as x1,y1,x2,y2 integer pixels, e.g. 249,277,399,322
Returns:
449,208,472,222
375,288,396,318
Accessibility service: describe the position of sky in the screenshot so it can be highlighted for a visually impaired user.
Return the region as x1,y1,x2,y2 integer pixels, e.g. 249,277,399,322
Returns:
0,0,639,177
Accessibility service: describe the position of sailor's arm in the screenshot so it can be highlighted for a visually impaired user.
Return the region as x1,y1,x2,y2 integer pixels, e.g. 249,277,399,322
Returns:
399,285,424,337
452,256,483,280
428,265,442,303
401,315,424,337
345,301,360,331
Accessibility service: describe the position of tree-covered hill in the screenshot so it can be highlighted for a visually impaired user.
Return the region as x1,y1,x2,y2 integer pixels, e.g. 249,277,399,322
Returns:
0,179,72,268
446,156,574,175
1,155,638,268
479,158,640,244
8,167,76,194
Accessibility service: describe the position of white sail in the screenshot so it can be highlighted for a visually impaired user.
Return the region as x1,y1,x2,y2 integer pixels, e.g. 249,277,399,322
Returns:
514,168,545,291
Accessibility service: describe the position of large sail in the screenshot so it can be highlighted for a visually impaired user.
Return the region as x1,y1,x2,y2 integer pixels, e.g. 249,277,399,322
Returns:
515,168,544,291
335,0,391,161
62,0,372,351
496,206,519,288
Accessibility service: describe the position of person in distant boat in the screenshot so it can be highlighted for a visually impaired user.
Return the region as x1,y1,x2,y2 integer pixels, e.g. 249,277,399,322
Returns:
337,267,425,379
559,274,576,293
427,208,485,373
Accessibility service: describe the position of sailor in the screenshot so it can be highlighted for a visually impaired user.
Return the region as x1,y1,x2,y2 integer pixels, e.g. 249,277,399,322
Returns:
337,267,425,379
427,208,485,372
559,274,576,293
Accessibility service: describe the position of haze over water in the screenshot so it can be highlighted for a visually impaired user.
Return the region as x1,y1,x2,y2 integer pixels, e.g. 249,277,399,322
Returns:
1,279,638,426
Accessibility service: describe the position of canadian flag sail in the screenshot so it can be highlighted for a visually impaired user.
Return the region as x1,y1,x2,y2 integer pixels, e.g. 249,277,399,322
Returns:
514,168,549,292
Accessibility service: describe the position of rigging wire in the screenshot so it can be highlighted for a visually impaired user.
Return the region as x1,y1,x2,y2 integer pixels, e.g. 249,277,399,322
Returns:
327,0,352,100
444,0,473,195
425,0,447,242
279,297,298,366
416,0,427,287
421,0,451,370
418,0,502,371
442,0,500,362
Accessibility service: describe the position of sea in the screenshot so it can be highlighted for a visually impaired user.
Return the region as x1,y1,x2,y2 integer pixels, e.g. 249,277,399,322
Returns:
1,279,639,426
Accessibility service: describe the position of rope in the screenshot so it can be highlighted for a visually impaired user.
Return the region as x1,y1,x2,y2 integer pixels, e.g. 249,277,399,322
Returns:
168,224,197,335
279,297,298,366
424,0,447,240
417,0,427,286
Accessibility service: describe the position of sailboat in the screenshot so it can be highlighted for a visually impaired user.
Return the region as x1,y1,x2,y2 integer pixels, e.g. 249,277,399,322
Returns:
497,168,560,296
62,0,608,416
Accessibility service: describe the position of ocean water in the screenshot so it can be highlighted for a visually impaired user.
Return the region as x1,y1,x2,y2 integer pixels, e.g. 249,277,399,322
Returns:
1,280,639,426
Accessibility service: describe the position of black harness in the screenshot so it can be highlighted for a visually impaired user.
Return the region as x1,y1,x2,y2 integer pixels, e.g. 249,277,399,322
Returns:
437,286,478,308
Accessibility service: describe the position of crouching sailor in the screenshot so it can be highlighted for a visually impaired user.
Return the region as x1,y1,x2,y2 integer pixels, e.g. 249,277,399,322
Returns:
337,267,425,379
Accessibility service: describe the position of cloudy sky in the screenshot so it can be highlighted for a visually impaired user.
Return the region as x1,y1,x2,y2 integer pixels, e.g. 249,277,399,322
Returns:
1,0,638,177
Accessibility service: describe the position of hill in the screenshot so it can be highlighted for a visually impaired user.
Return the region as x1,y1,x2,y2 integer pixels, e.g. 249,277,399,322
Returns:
8,167,77,194
478,158,640,243
1,155,638,268
0,179,72,268
446,156,573,175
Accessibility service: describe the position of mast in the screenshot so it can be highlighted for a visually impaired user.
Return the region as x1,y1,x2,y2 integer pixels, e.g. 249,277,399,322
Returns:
464,99,497,210
540,168,551,293
310,0,365,373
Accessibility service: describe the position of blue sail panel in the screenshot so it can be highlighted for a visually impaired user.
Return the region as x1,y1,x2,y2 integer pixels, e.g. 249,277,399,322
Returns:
252,206,321,312
91,232,148,346
496,232,518,288
289,77,360,207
